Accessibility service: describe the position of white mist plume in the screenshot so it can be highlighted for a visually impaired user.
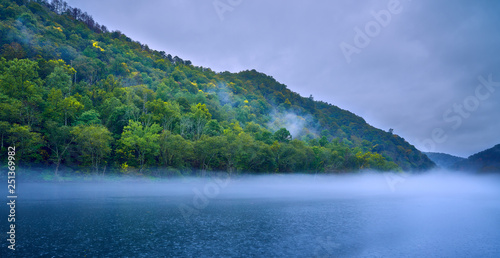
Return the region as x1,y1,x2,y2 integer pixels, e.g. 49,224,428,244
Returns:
267,109,318,139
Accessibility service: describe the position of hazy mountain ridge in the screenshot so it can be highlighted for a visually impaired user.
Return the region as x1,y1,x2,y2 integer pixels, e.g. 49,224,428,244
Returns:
452,144,500,173
0,0,434,174
424,152,466,169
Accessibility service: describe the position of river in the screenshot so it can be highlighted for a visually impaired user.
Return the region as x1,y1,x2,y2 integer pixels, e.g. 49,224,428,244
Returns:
2,172,500,257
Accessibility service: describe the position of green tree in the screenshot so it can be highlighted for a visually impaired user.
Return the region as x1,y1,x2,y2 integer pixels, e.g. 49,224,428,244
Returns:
159,132,192,168
7,124,44,164
191,103,211,139
319,136,329,147
71,125,113,174
145,99,180,132
0,121,10,149
231,133,274,172
45,89,84,126
44,121,73,175
76,109,102,125
176,97,190,112
255,129,273,144
194,136,227,171
275,140,301,172
60,96,84,126
203,120,223,136
46,66,72,96
274,128,292,143
0,59,43,127
0,93,23,125
117,120,162,171
102,74,120,92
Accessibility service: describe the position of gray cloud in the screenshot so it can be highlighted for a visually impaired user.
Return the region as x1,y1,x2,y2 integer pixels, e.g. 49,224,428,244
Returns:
66,0,500,157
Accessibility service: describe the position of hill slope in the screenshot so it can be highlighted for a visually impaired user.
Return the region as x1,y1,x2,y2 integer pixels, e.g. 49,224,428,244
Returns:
424,152,466,169
453,144,500,173
0,0,434,174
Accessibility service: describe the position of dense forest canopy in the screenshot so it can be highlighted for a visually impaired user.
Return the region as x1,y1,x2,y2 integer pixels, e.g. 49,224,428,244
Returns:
0,0,434,176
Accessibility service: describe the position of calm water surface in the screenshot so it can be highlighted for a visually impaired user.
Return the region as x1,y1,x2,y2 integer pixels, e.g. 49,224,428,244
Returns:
2,173,500,257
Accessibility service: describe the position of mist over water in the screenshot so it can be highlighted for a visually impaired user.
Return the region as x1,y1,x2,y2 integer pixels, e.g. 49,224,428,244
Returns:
17,170,500,200
4,171,500,257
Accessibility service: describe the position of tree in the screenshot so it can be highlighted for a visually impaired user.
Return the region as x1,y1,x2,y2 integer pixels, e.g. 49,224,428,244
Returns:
44,121,73,175
270,141,281,172
159,133,192,168
44,88,64,124
319,136,328,147
72,56,101,84
145,100,180,132
231,133,274,172
46,66,72,96
60,96,84,126
203,120,223,136
1,42,26,59
100,97,127,134
76,109,101,125
255,129,273,144
274,128,292,142
7,124,44,164
0,59,43,127
192,103,212,139
71,125,113,174
180,115,193,139
117,120,162,171
176,97,190,112
101,74,120,92
45,89,83,126
275,140,300,172
194,136,227,172
0,93,23,125
0,59,38,98
0,121,10,149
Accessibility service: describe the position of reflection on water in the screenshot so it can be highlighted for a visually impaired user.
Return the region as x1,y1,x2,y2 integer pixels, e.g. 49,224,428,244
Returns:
2,172,500,257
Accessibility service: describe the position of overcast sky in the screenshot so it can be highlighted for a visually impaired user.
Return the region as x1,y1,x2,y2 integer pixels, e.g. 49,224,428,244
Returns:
65,0,500,157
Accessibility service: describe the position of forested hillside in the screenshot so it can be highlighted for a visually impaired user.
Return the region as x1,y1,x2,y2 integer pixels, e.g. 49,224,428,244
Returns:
0,0,434,176
453,144,500,173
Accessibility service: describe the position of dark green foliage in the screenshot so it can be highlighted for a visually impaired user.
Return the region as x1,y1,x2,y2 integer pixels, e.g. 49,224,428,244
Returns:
452,144,500,173
274,128,291,142
76,109,101,125
0,0,435,175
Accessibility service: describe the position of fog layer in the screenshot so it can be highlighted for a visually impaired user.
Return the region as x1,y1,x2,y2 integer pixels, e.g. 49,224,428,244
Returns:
18,170,500,200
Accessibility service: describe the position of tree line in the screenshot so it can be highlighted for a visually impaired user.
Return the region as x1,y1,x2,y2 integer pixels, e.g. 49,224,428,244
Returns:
0,0,433,177
0,58,399,176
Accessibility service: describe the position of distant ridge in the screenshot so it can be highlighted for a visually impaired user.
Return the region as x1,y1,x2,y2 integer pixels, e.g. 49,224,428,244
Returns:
424,152,466,170
453,144,500,173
